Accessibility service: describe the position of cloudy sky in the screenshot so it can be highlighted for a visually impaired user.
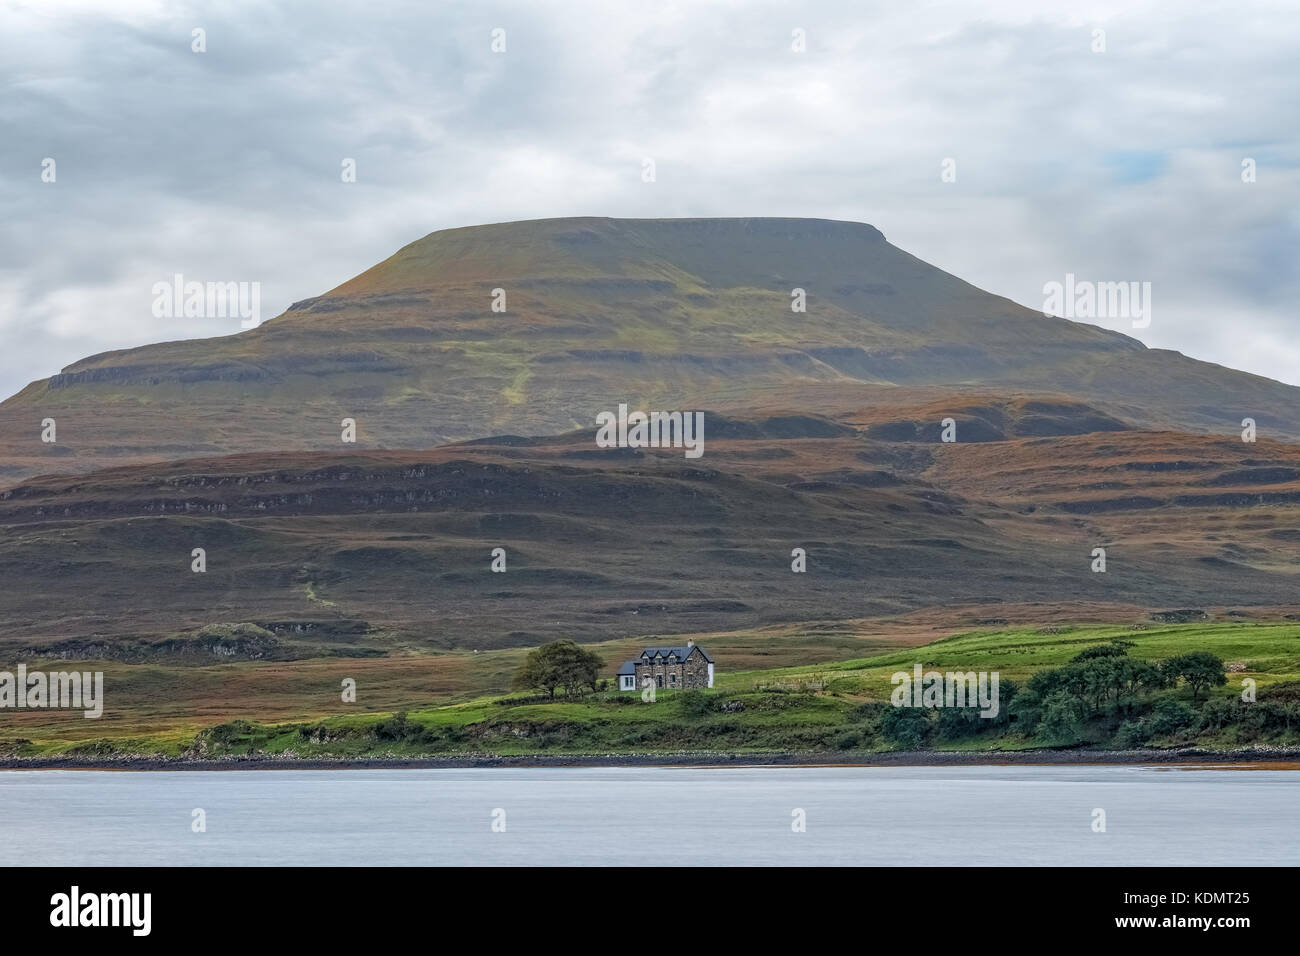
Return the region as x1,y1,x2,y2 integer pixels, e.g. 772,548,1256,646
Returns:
2,0,1297,401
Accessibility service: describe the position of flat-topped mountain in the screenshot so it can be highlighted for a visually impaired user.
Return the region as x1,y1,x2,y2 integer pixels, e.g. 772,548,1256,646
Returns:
2,216,1297,484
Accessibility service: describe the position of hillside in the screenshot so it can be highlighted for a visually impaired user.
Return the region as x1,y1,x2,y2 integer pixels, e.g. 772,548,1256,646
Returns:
3,217,1298,485
4,405,1300,655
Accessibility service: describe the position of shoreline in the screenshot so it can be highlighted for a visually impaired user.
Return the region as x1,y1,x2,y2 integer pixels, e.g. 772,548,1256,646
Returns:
3,746,1299,771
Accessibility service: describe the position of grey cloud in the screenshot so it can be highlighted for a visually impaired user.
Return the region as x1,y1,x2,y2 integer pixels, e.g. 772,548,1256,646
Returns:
1,0,1297,399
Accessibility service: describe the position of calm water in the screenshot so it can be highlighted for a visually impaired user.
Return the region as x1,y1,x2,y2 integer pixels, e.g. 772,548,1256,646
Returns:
1,765,1295,866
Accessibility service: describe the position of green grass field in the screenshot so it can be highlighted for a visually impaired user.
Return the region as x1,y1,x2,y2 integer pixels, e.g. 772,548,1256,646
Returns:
5,620,1298,760
716,621,1300,696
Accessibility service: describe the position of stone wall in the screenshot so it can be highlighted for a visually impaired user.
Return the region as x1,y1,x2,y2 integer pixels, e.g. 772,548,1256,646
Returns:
634,660,685,689
681,651,710,688
633,649,710,690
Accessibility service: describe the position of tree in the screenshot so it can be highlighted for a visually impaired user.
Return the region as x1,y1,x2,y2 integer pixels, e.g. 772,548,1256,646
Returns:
937,679,1017,739
1069,641,1134,663
1008,688,1044,735
1039,690,1086,745
1161,652,1226,701
1118,659,1165,712
512,640,605,698
512,650,557,698
1077,657,1118,713
1038,645,1165,716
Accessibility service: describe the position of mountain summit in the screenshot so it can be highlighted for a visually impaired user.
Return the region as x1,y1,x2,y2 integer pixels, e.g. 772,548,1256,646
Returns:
2,216,1296,482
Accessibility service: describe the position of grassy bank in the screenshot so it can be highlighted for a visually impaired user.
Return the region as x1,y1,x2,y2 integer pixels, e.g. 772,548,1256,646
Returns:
4,621,1297,760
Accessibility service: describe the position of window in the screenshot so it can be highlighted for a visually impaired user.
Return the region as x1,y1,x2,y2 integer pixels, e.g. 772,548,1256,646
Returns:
656,675,663,688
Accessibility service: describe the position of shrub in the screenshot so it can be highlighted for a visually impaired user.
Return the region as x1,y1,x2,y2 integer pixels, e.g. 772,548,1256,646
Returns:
1195,697,1243,732
880,706,933,750
205,719,259,744
834,730,862,750
1115,720,1149,748
1145,699,1195,737
374,711,421,742
678,690,714,718
936,704,984,741
849,700,890,726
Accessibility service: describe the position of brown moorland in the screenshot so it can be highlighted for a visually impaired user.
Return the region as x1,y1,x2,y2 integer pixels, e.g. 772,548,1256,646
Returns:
3,217,1298,486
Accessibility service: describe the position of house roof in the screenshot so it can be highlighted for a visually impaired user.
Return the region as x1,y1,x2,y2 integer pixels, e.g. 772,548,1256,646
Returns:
638,645,713,664
617,660,637,676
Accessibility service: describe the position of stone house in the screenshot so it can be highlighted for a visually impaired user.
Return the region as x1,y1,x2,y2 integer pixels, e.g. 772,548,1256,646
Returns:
616,641,714,691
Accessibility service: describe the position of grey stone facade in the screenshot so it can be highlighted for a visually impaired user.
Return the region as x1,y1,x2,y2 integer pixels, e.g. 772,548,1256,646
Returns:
627,644,713,690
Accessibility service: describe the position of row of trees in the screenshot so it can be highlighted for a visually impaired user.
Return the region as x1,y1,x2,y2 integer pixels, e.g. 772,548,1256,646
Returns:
872,644,1232,748
1021,643,1226,715
1011,643,1228,744
1021,643,1225,712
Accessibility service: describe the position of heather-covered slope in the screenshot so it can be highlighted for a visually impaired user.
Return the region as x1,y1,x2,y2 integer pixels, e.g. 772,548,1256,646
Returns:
3,217,1297,485
4,407,1300,655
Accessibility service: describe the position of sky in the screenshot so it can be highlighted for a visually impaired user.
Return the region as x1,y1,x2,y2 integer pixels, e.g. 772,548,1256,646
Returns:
1,0,1297,401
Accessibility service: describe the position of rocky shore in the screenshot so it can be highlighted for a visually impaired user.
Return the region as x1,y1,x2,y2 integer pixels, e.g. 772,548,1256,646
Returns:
3,746,1299,771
